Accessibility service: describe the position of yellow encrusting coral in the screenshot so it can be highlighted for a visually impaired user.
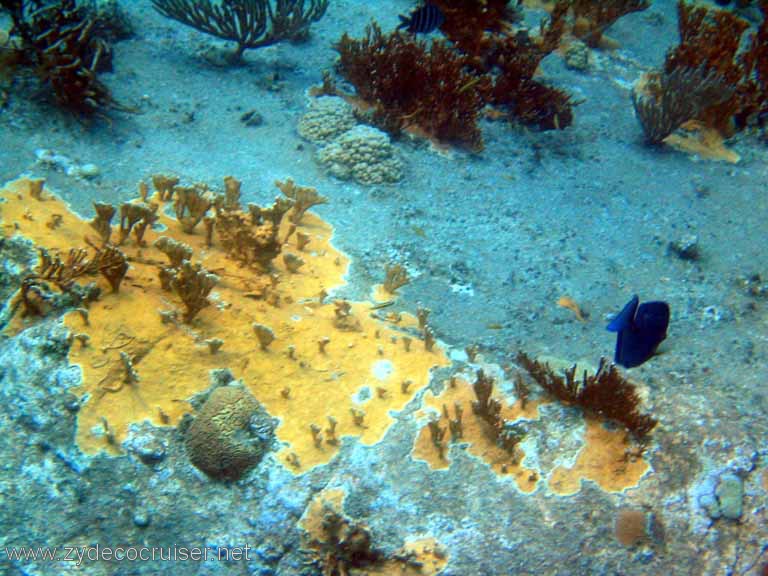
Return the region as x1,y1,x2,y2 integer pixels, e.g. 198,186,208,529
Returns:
412,376,541,493
299,487,448,576
412,357,653,495
0,176,449,469
548,418,651,494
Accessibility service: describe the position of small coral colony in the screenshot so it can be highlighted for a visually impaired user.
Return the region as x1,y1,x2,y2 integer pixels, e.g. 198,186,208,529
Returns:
0,0,765,481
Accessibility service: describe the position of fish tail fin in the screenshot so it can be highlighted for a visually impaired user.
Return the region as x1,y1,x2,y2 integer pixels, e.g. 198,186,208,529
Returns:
397,14,410,29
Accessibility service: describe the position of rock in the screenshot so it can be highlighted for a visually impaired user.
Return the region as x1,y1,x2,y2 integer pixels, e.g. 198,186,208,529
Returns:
77,163,101,179
133,508,151,528
564,41,590,71
715,473,744,520
668,233,700,261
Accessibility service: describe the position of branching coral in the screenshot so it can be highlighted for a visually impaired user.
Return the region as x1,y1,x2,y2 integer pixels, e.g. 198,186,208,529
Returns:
632,65,733,144
471,369,525,454
174,183,212,234
635,0,768,141
334,3,573,147
516,352,657,440
275,178,327,224
151,0,329,61
300,504,384,576
430,0,522,59
17,242,128,317
169,260,219,323
486,2,573,130
1,0,115,115
335,22,490,150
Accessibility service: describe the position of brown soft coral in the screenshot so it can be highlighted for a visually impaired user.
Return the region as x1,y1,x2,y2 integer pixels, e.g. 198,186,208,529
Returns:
335,23,490,150
516,352,657,440
644,0,768,137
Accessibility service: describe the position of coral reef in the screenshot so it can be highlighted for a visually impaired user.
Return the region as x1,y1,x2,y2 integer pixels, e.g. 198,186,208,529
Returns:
516,351,657,440
275,178,328,224
297,96,357,144
0,0,115,115
316,125,404,184
1,176,449,469
299,489,448,576
151,0,329,61
184,383,275,481
412,373,540,490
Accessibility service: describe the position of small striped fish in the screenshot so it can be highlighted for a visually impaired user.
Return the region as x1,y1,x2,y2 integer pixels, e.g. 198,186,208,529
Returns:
397,3,445,34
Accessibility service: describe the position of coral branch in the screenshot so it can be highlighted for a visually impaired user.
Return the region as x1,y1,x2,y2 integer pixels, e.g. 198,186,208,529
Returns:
170,260,219,323
151,0,329,61
516,352,657,440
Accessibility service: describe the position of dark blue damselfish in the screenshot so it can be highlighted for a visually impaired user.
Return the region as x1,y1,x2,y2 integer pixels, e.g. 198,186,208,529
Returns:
607,295,670,368
397,3,445,34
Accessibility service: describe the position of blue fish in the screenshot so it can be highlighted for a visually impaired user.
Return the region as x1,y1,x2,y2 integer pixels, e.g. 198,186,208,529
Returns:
606,295,670,368
397,3,445,34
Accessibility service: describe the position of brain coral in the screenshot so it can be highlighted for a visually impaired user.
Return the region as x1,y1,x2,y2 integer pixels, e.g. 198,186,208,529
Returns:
185,384,274,481
297,96,357,144
317,125,403,185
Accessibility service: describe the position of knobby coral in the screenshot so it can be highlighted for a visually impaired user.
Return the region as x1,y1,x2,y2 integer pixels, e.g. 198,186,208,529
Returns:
151,0,329,61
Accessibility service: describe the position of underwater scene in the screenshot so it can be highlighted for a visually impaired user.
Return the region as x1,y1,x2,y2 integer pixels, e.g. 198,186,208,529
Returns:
0,0,766,574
